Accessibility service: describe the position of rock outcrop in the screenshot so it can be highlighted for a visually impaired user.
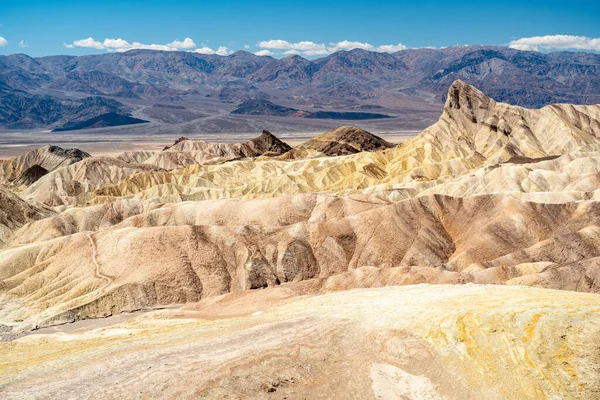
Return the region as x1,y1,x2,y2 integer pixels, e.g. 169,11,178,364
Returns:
2,80,600,338
283,125,395,158
12,164,48,186
0,145,90,184
1,285,599,399
0,185,52,247
142,130,292,170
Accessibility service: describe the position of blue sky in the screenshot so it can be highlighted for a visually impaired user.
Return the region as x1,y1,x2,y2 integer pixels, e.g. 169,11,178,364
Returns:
1,0,599,57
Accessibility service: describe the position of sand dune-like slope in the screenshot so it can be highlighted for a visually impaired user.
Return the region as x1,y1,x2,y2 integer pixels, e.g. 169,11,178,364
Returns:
2,80,600,399
1,285,599,399
142,130,292,170
279,125,395,159
115,150,156,164
0,145,90,184
21,157,162,207
366,150,600,202
3,192,600,329
66,80,600,206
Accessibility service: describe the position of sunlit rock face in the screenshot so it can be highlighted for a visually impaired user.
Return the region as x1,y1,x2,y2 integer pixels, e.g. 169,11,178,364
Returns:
1,81,600,398
1,285,599,399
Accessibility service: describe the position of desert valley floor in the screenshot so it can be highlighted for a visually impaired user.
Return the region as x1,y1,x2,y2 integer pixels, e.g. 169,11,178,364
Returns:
1,80,600,399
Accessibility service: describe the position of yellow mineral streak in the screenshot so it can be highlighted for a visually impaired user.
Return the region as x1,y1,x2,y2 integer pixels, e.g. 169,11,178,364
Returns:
0,285,598,399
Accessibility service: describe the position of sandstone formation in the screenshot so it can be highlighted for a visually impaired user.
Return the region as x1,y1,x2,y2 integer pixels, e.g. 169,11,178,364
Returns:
141,130,292,170
1,285,599,399
0,145,90,184
1,80,600,398
0,186,52,247
12,164,48,186
61,80,600,207
291,125,394,156
3,190,600,330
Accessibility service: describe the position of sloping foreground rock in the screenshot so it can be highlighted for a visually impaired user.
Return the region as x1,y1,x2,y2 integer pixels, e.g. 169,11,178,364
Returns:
1,285,599,399
3,192,600,329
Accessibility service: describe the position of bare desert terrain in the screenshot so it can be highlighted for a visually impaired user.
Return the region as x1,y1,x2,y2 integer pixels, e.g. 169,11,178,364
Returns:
1,80,600,399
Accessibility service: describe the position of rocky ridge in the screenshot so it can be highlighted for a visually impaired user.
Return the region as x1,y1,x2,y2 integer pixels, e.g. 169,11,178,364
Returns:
2,46,600,129
1,80,600,398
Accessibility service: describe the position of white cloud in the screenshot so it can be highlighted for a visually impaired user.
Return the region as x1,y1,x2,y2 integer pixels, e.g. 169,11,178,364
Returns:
167,37,196,49
257,39,296,50
244,45,250,49
303,49,330,56
255,49,272,56
19,40,28,48
64,36,231,55
193,46,217,54
102,38,131,50
129,42,172,51
258,40,327,53
375,43,407,52
193,46,231,56
215,46,231,56
256,39,408,57
509,35,600,52
73,37,105,49
295,41,327,52
0,36,7,47
328,40,374,52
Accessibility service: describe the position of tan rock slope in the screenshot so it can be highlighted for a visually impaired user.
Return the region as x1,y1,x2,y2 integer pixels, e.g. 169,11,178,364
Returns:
279,125,395,159
3,191,600,329
142,130,292,170
1,285,599,399
63,80,600,206
0,145,90,184
2,80,600,398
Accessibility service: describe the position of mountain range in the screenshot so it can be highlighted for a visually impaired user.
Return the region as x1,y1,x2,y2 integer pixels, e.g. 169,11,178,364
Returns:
1,45,600,130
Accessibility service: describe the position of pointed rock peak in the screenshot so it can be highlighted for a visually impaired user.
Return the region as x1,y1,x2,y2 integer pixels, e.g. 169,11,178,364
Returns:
43,145,91,160
163,137,189,151
13,164,49,186
445,80,492,111
324,126,393,145
251,130,292,153
297,126,394,156
260,129,277,139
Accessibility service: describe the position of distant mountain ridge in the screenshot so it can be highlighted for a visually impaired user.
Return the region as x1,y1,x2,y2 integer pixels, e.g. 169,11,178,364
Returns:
1,45,600,129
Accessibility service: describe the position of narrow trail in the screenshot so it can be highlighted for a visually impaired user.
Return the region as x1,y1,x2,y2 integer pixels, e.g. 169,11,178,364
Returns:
87,233,113,292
